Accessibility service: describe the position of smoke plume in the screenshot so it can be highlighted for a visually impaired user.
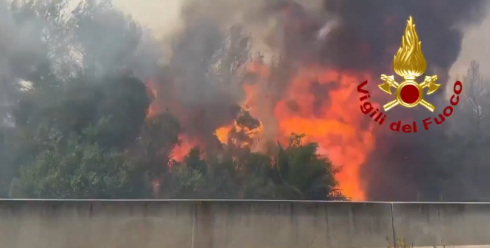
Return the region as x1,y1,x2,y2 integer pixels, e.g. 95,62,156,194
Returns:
320,0,488,201
163,0,489,200
1,0,488,200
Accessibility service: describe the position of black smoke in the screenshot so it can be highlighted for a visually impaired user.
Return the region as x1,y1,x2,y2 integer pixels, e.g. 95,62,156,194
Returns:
319,0,488,201
205,0,489,200
260,0,488,200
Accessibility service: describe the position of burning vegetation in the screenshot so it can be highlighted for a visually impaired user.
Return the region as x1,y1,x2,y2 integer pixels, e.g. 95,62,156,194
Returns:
0,0,489,201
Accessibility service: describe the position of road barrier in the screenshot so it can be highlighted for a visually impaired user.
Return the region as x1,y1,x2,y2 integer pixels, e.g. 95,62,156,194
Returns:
1,200,489,248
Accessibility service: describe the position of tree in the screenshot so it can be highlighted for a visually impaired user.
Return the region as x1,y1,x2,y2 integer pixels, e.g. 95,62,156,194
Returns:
166,147,209,198
204,151,241,199
10,70,152,198
1,0,159,196
0,127,16,197
445,61,490,201
459,60,490,137
160,133,347,200
169,162,208,198
17,124,150,198
2,0,354,201
95,74,151,148
238,152,276,199
9,0,159,79
134,112,182,197
69,0,160,77
269,133,346,200
11,72,150,148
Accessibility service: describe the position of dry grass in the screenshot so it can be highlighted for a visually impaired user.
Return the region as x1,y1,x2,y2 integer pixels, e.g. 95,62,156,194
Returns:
386,237,446,248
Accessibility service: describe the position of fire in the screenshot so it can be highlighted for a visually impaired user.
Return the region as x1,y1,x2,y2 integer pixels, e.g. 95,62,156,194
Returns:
225,61,374,200
215,124,233,144
245,61,269,77
145,79,159,118
146,60,375,200
214,61,268,148
273,67,374,200
214,117,265,148
173,134,201,162
145,79,200,162
212,59,375,199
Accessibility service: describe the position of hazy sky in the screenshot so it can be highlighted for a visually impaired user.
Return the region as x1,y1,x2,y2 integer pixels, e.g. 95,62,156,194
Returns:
112,0,182,37
112,0,490,80
451,12,490,78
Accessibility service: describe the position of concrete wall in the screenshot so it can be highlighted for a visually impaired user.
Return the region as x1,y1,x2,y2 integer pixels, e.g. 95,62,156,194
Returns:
0,200,489,248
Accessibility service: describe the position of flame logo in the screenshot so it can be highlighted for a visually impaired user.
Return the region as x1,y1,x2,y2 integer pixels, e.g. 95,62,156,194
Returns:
378,16,441,112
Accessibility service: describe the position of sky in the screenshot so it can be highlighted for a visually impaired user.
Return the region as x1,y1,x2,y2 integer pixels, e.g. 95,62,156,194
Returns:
451,13,490,78
112,0,182,38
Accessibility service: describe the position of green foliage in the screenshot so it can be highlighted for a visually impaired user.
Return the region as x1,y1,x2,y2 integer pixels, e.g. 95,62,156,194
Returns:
1,0,348,201
70,0,145,75
18,125,150,198
170,162,207,198
153,133,346,200
184,147,207,174
135,112,181,183
271,133,346,200
205,152,242,198
96,74,151,147
10,72,151,198
239,152,276,199
5,0,490,203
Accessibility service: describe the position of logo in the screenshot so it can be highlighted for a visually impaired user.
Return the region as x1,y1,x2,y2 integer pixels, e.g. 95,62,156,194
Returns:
357,16,463,133
378,16,441,112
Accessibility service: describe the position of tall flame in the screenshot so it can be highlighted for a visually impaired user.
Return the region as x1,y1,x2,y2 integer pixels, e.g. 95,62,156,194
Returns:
146,79,159,118
393,16,426,79
272,67,375,200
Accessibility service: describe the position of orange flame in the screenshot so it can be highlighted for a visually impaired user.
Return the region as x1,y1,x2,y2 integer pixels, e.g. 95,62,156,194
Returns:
148,60,375,200
274,68,374,200
145,79,202,163
146,79,160,118
215,124,233,144
173,135,201,162
216,62,375,200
